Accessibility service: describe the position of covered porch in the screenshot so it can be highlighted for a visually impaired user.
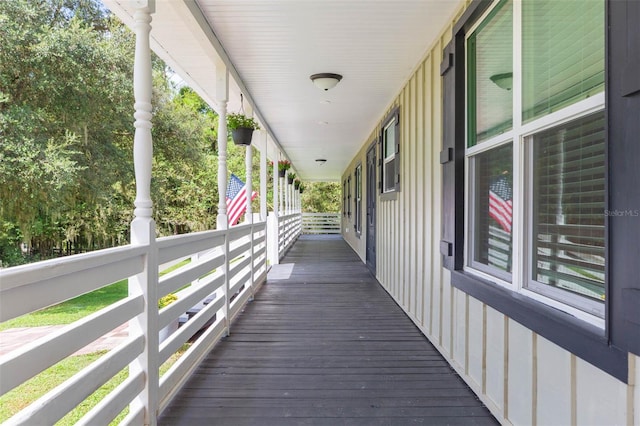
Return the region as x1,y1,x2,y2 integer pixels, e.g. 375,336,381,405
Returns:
159,235,496,425
2,0,639,424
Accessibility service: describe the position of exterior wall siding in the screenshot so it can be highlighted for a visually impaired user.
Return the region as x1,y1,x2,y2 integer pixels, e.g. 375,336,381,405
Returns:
341,1,637,424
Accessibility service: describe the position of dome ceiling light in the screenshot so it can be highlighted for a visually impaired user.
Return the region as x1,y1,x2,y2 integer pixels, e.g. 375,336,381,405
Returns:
310,73,343,91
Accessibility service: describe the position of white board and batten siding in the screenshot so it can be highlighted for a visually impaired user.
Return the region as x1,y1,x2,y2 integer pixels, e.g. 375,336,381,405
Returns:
341,3,639,425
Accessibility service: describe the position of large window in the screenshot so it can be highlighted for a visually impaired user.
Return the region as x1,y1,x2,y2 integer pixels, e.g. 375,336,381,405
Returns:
465,0,605,320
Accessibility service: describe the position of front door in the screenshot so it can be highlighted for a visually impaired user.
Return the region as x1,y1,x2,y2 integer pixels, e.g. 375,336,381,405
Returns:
366,142,377,274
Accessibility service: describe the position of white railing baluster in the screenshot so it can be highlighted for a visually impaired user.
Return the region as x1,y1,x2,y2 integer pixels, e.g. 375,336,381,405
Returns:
301,212,341,234
223,230,230,336
128,0,158,423
1,218,272,423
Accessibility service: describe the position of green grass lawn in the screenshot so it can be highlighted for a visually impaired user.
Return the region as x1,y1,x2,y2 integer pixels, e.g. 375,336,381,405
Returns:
0,258,193,422
0,280,129,332
0,259,191,332
0,345,190,424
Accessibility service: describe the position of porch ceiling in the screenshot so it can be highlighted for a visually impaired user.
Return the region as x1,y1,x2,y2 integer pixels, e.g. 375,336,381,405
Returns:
104,0,462,181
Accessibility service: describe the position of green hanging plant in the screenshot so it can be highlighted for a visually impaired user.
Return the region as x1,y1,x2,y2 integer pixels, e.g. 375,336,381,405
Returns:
278,160,291,172
278,160,291,177
226,112,260,131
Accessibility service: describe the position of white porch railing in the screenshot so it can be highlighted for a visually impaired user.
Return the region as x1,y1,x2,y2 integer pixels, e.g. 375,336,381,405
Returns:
278,212,302,259
0,220,270,425
302,212,341,234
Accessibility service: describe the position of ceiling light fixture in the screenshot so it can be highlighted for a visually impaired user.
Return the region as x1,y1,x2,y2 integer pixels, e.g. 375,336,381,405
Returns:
310,73,343,91
490,72,513,91
315,159,327,165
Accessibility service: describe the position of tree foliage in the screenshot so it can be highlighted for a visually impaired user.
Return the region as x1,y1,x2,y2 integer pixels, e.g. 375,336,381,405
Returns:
0,0,257,266
301,182,341,213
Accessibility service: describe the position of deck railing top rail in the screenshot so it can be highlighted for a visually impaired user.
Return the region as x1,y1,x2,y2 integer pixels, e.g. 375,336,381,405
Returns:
0,217,283,425
302,212,341,235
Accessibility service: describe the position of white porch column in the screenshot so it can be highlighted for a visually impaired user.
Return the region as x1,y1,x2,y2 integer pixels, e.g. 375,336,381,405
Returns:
214,65,230,336
216,67,229,230
284,171,290,214
267,152,279,266
273,154,279,218
128,1,158,424
260,132,267,221
245,142,254,297
245,145,253,224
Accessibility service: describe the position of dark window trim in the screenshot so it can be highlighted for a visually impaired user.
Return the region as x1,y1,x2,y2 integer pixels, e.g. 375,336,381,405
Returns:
379,106,401,201
440,0,637,383
347,174,352,218
343,179,347,217
452,270,627,381
354,163,362,237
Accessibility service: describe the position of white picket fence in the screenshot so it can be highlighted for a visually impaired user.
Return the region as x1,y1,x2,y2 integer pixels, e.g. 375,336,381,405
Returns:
0,215,300,424
302,212,341,234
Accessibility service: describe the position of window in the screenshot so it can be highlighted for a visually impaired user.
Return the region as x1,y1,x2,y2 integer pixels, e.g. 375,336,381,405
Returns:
347,175,352,218
354,164,362,235
469,143,513,280
380,108,400,196
342,179,347,217
527,112,605,316
442,0,639,383
465,0,605,319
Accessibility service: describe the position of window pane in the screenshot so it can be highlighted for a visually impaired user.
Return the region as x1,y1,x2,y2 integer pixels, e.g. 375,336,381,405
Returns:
468,0,513,146
531,112,605,302
384,122,395,159
522,0,604,122
472,143,513,274
384,159,395,192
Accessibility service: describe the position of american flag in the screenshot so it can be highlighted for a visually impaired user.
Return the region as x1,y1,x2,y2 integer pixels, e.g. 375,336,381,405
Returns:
489,175,512,233
226,174,258,226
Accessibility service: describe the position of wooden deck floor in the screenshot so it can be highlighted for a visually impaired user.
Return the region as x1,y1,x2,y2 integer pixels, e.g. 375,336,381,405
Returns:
159,235,497,425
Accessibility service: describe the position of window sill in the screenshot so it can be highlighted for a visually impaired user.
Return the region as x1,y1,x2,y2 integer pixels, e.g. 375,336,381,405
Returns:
380,191,398,202
450,269,628,382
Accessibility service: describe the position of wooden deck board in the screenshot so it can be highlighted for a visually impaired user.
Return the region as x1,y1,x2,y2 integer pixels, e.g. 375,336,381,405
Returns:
159,235,497,425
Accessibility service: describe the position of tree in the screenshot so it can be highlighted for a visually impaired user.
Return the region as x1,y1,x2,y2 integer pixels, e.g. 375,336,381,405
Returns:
0,0,281,266
301,182,341,213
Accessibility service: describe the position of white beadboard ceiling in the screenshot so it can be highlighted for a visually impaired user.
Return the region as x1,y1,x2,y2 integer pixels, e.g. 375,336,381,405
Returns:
104,0,462,181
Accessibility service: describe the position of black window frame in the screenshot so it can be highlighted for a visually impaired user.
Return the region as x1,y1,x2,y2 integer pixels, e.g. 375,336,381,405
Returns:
354,163,362,237
347,174,352,219
343,179,347,217
440,0,640,383
379,106,401,201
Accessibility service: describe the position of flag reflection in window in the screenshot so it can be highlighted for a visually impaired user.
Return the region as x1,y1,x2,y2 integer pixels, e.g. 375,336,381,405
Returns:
472,143,513,275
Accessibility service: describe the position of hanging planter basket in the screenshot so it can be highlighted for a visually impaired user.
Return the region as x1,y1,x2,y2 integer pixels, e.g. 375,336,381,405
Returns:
294,181,300,190
231,127,254,146
287,176,294,185
278,160,291,177
227,107,259,146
